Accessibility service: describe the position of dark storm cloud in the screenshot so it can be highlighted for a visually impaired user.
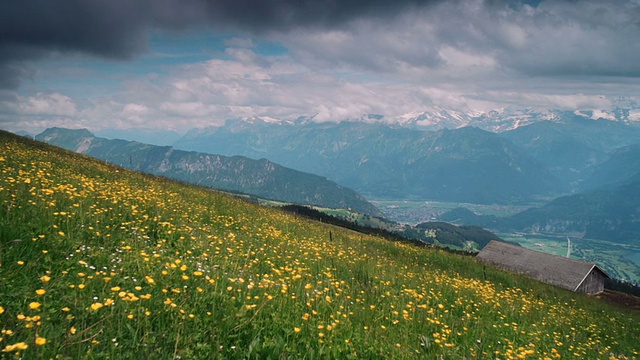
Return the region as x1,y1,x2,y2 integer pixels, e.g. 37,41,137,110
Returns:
0,0,441,88
198,0,428,29
1,0,639,90
498,0,640,78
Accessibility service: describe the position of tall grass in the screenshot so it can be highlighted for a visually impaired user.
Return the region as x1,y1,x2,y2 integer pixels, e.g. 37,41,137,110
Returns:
1,131,638,359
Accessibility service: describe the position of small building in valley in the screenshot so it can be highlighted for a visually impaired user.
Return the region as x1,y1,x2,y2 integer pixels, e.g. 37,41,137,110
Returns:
476,240,609,295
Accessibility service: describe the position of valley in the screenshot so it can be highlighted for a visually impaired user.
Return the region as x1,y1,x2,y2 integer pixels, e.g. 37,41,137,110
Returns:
370,199,540,224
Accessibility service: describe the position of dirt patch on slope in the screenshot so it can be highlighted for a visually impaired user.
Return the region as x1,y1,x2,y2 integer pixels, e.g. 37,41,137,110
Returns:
595,290,640,311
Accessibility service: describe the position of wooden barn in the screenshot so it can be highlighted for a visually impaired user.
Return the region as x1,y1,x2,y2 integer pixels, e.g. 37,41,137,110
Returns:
476,240,609,294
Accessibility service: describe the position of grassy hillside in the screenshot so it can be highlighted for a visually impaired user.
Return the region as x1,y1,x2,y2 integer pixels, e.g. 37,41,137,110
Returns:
1,130,638,359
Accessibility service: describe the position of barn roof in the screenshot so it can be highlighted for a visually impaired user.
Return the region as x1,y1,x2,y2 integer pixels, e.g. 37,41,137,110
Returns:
476,240,609,292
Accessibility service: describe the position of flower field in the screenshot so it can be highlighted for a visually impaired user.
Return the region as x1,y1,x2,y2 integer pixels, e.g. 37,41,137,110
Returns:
1,130,638,359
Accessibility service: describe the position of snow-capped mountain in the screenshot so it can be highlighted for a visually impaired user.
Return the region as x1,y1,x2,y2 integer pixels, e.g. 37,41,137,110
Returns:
395,107,473,130
395,103,640,132
181,99,640,139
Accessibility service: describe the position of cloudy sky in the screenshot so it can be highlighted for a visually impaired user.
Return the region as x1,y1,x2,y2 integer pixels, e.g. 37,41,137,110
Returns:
1,0,639,134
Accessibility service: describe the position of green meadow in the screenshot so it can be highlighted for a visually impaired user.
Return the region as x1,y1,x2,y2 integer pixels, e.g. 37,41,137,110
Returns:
1,130,638,359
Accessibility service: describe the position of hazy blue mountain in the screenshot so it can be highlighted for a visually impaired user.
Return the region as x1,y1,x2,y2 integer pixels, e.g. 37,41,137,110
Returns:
35,127,383,217
174,120,561,203
505,174,640,244
500,115,640,186
580,144,640,191
400,126,564,203
95,128,182,146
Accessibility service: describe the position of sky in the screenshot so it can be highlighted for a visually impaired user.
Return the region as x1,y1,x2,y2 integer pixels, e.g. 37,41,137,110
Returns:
1,0,639,135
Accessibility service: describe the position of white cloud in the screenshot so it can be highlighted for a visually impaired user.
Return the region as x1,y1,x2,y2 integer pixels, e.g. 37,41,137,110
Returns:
481,91,615,111
4,93,77,116
159,101,217,118
438,46,497,70
122,103,149,121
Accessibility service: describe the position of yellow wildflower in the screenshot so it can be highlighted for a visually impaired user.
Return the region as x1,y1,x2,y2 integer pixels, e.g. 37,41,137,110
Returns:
2,342,28,352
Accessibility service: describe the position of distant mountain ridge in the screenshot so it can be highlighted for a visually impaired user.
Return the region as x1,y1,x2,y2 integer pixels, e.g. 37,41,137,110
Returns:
174,121,561,204
198,102,640,133
95,128,182,146
579,144,640,191
173,107,640,203
35,128,383,217
506,174,640,244
499,114,640,188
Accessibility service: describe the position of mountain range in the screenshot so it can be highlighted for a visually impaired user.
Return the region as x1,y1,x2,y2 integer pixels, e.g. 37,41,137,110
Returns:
361,101,640,132
29,106,640,252
173,110,640,200
174,120,562,203
35,128,383,217
500,114,640,187
168,110,640,249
